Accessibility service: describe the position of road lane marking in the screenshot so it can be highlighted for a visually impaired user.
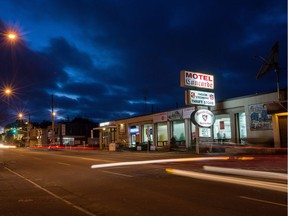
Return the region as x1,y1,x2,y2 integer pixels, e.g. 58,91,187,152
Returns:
91,156,230,169
166,168,287,193
240,196,287,207
57,162,71,166
79,157,114,162
203,166,287,180
4,167,97,216
24,151,115,163
101,170,133,177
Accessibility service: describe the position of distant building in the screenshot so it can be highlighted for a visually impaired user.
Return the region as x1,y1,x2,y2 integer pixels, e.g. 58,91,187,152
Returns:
45,120,99,147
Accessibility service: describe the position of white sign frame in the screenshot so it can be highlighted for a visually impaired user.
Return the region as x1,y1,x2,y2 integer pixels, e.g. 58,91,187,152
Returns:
180,70,214,90
185,90,215,106
191,109,215,127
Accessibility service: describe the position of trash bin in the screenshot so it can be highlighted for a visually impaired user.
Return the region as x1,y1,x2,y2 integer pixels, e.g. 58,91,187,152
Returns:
109,143,116,151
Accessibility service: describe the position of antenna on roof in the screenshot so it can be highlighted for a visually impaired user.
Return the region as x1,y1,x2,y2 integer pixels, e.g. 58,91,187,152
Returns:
255,41,280,99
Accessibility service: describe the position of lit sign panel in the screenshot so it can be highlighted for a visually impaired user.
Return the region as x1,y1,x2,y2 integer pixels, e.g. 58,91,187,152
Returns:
168,109,183,120
100,122,110,127
199,127,211,137
185,90,215,106
129,127,139,134
180,70,214,90
191,109,215,127
153,112,168,123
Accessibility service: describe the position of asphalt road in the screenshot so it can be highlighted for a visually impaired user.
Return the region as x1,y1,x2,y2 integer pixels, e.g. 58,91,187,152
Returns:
0,148,287,216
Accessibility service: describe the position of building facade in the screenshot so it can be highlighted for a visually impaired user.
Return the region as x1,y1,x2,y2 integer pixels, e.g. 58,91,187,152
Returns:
94,90,287,151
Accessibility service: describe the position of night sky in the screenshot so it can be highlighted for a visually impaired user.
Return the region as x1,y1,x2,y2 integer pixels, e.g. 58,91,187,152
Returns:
0,0,287,128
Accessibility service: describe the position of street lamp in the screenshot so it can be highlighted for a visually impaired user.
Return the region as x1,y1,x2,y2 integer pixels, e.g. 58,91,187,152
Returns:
2,87,13,96
2,30,19,44
18,112,23,119
7,33,17,40
1,87,14,105
4,88,12,95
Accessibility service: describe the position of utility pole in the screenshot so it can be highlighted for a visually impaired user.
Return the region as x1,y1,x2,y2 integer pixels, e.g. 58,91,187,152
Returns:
27,114,30,147
51,94,55,145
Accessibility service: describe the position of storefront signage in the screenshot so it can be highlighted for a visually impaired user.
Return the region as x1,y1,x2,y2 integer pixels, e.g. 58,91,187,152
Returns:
248,104,272,130
199,127,211,137
153,112,168,123
183,107,195,119
129,127,139,134
100,122,110,127
168,109,183,120
180,71,214,90
191,109,215,127
185,90,215,106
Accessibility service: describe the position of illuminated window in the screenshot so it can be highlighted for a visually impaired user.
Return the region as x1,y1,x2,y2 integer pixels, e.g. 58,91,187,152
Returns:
172,120,185,141
143,124,153,143
157,122,167,146
238,112,247,138
213,114,231,140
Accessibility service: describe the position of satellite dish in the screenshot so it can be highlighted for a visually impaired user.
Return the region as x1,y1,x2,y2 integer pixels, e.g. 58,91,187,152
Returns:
256,41,279,80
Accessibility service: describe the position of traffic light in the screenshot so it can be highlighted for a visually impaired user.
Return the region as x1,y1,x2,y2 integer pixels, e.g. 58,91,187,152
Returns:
12,129,17,134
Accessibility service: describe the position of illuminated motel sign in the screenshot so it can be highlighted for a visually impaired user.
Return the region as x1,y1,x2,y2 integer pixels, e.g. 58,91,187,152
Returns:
180,70,215,107
180,71,214,90
180,70,216,152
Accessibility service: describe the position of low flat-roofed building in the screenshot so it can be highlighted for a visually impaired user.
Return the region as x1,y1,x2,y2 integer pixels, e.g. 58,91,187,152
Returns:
94,90,287,152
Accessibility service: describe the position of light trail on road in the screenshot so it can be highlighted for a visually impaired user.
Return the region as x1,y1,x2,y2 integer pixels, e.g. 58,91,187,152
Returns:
166,168,287,193
91,156,230,169
203,166,287,180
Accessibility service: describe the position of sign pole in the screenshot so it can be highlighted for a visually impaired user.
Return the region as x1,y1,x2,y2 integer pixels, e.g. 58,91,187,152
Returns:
195,125,200,154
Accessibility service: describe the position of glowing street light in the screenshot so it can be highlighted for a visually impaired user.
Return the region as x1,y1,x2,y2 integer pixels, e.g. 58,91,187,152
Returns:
4,88,12,95
1,30,20,45
18,113,23,119
7,33,17,40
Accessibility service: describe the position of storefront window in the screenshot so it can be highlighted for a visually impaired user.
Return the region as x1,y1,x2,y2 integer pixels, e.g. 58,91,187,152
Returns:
143,124,153,143
172,120,185,141
191,121,196,141
129,126,140,147
157,122,168,146
213,114,231,141
238,112,247,138
63,137,74,146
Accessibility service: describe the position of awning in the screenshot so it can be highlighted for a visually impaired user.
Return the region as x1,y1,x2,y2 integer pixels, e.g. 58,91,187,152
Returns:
265,101,287,114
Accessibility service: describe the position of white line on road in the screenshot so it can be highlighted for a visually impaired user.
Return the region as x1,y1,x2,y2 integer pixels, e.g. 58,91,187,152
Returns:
166,168,287,193
4,167,97,216
101,170,133,177
203,166,287,180
79,157,114,162
240,196,287,207
57,162,71,166
91,156,230,169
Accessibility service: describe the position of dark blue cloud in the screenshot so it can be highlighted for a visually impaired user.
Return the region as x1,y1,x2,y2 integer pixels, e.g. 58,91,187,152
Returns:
0,0,286,127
